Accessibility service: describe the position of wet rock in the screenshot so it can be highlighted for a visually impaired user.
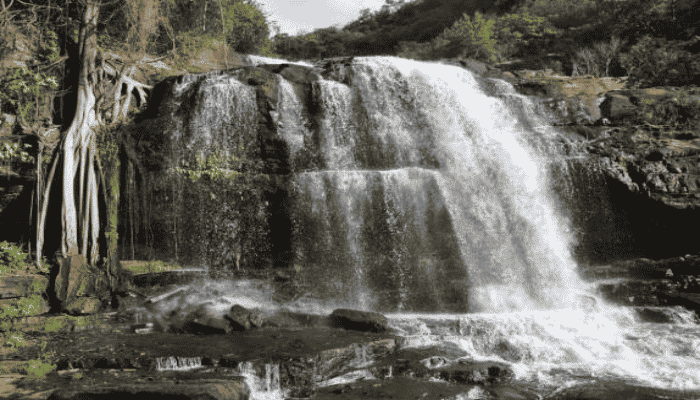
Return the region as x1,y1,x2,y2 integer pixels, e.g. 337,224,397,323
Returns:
262,309,331,329
547,381,700,400
259,63,321,85
437,360,514,384
634,307,677,323
226,305,253,330
160,303,233,334
315,338,396,378
394,343,468,361
493,340,524,362
185,314,233,334
47,379,250,400
225,305,271,331
330,309,389,333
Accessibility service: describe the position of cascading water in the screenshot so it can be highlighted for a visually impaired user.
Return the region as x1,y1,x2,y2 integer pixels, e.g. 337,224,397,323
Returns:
290,57,582,313
142,56,700,394
283,57,700,390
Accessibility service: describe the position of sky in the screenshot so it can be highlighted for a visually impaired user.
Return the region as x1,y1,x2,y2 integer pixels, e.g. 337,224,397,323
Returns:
255,0,387,36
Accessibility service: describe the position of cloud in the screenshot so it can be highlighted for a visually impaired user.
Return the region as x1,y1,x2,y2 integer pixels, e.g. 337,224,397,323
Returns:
256,0,385,36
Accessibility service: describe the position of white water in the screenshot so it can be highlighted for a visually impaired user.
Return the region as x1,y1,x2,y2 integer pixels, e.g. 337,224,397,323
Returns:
155,56,700,394
286,57,700,390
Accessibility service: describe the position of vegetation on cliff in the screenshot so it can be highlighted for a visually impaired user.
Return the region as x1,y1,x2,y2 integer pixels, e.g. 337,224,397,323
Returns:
272,0,700,86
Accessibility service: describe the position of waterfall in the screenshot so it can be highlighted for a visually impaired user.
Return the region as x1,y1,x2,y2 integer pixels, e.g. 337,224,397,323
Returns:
138,56,700,392
290,57,583,313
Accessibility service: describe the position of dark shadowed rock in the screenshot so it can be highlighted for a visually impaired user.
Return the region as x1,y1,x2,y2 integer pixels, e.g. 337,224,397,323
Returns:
437,360,514,384
330,309,389,333
493,340,525,362
48,379,249,400
262,309,331,329
600,93,637,123
635,307,676,323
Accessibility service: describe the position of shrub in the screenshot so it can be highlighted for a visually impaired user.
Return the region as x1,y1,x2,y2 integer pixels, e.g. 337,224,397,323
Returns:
495,12,557,59
440,12,498,63
3,331,26,349
621,36,700,88
0,295,46,320
636,91,700,128
23,359,56,379
0,241,28,274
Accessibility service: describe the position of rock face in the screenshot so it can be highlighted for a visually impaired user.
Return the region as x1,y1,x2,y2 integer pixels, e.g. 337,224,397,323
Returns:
510,72,700,263
128,57,700,282
330,309,389,333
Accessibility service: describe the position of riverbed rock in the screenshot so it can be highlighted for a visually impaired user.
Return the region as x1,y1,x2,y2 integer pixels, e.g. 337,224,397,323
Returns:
262,309,332,329
225,305,270,331
48,378,250,400
330,309,389,333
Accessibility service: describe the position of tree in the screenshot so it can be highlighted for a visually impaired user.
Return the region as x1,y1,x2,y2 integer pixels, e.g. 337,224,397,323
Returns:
594,36,622,77
440,12,498,62
163,0,271,54
494,12,557,59
35,0,153,275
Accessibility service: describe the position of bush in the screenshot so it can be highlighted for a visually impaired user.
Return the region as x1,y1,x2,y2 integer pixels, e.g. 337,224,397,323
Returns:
0,295,46,320
621,36,700,88
0,241,28,274
440,12,498,63
495,12,557,59
0,67,59,124
636,91,700,128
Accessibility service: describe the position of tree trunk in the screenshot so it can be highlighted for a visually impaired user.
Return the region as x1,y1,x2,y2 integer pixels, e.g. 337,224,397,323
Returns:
61,0,101,262
35,0,151,288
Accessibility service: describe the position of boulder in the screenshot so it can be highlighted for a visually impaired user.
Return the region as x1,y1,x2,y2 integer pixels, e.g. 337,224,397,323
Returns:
436,360,514,384
225,305,270,331
493,340,526,362
261,309,331,329
600,88,687,124
330,309,389,333
599,93,637,123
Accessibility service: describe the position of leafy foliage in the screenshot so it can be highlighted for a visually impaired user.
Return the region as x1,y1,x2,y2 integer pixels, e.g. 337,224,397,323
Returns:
494,12,557,59
161,0,272,55
0,67,58,124
621,36,700,88
438,12,498,62
0,241,28,274
635,90,700,128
